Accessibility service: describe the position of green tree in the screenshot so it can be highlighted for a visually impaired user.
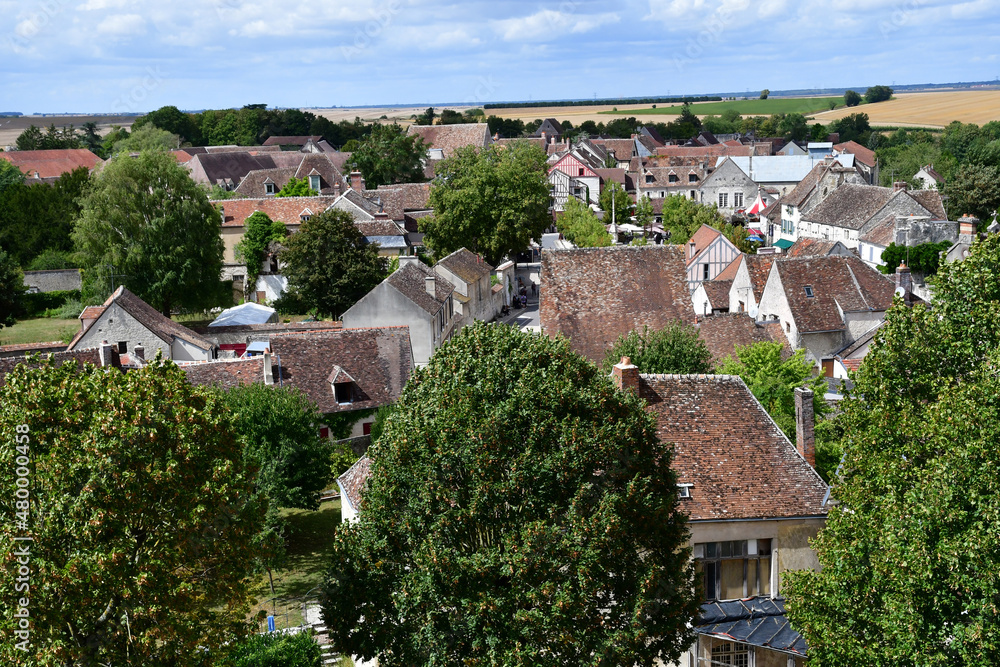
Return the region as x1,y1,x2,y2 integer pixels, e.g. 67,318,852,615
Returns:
828,112,871,144
14,124,44,151
601,323,713,375
943,163,1000,221
0,357,264,665
73,151,228,316
777,113,809,141
486,115,526,138
843,90,862,107
111,124,180,154
280,208,386,319
634,193,655,231
599,180,632,226
879,240,952,276
760,89,770,99
235,211,287,291
349,123,427,189
416,107,436,125
659,195,726,244
785,233,1000,665
0,166,88,267
320,323,699,666
99,125,130,158
221,631,322,667
555,196,610,248
864,84,893,104
135,105,202,145
0,250,26,328
423,141,551,266
0,158,24,197
275,176,319,198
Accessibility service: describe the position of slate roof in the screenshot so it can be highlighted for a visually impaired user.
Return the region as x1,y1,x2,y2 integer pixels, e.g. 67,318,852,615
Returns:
774,256,895,333
182,357,266,389
407,123,490,158
338,455,372,511
214,196,338,228
68,286,213,352
696,597,807,657
697,313,784,365
268,327,413,415
232,166,298,196
355,219,404,237
637,374,827,521
540,246,691,363
435,248,493,284
189,151,287,186
0,148,102,178
388,261,454,315
531,119,563,137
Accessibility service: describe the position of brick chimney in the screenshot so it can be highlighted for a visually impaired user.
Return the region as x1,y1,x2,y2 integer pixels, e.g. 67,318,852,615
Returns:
893,181,909,192
958,215,979,244
350,171,365,192
611,356,640,394
895,262,912,302
794,387,815,468
425,275,436,296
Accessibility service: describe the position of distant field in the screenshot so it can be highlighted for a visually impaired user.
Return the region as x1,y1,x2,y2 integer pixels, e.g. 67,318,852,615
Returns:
0,114,138,148
0,318,78,346
810,90,1000,129
601,96,845,117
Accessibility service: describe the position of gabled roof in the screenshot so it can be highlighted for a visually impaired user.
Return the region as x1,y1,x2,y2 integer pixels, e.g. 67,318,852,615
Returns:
638,374,828,521
213,196,338,228
834,140,876,168
835,321,884,359
785,238,847,258
327,365,356,384
908,189,947,220
388,261,454,315
338,455,371,512
714,255,743,282
68,286,213,352
696,313,784,365
372,182,432,220
686,224,725,265
696,597,806,657
540,246,691,362
407,123,491,158
701,279,732,307
182,357,266,389
774,256,895,333
269,327,413,414
531,119,562,137
355,219,404,237
0,148,102,178
435,248,493,284
744,255,776,302
802,183,894,229
262,135,324,146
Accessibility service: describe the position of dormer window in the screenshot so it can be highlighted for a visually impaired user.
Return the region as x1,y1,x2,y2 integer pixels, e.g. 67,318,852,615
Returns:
804,285,814,298
309,175,321,191
264,181,276,195
668,174,679,183
328,366,356,405
689,173,698,182
645,174,654,184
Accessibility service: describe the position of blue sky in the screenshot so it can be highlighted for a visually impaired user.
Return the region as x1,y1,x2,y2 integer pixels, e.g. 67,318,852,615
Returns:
1,0,998,113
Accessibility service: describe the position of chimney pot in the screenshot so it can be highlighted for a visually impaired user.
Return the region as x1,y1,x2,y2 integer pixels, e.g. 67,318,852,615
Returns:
893,181,909,192
611,356,640,393
425,275,436,296
794,387,816,468
350,171,365,192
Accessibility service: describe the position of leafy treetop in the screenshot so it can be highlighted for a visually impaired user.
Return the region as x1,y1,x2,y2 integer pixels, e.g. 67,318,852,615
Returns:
601,323,714,376
555,196,610,248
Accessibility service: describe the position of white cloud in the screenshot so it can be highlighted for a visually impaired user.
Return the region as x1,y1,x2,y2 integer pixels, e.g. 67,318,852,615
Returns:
646,0,749,25
77,0,133,10
96,13,145,36
492,9,620,41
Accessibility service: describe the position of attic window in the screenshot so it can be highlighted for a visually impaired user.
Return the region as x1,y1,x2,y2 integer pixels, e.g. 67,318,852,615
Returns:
578,168,585,176
668,174,679,183
678,483,693,499
646,174,654,184
300,214,311,222
804,285,814,298
689,173,698,182
265,182,276,195
328,365,357,405
309,175,321,191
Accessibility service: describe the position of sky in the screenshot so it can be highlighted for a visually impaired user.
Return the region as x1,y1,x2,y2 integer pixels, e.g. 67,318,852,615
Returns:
0,0,998,114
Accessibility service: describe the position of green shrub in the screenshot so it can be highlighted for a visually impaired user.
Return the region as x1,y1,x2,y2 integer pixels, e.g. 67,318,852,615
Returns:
20,289,81,318
221,630,322,667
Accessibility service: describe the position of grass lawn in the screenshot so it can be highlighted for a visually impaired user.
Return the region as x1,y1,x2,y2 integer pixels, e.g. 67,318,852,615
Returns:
602,96,845,116
248,499,342,630
0,318,79,346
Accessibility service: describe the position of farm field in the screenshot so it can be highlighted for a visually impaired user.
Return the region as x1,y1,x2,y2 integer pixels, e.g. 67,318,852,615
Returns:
809,90,1000,129
0,318,78,346
0,114,138,148
601,96,845,116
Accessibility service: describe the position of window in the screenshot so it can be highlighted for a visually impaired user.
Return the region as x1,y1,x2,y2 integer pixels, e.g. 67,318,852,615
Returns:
300,214,311,222
578,168,585,176
309,175,321,191
362,422,372,436
702,263,710,280
694,539,772,601
333,382,353,405
118,341,128,353
678,483,693,498
734,191,744,207
319,427,329,439
669,174,679,183
786,322,791,333
804,285,814,298
738,301,745,313
718,192,728,208
703,639,750,667
689,173,698,182
646,174,654,184
265,182,276,195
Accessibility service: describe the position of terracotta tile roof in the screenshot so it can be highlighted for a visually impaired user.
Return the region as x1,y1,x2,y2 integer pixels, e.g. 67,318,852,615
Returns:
80,305,106,320
775,256,894,333
338,455,371,511
182,357,266,389
435,248,493,284
407,123,491,158
214,196,338,228
841,358,863,371
355,219,404,237
0,341,66,355
539,246,691,362
745,255,776,302
696,313,784,365
0,348,108,386
637,374,828,521
686,224,723,264
0,148,102,178
269,327,413,415
834,140,876,168
701,279,732,306
785,238,840,257
714,256,743,282
654,144,766,158
908,189,947,220
262,135,324,146
593,138,636,160
170,149,195,163
387,261,454,315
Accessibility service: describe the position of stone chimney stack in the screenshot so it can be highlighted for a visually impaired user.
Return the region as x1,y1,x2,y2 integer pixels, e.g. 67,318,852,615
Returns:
133,345,144,363
263,349,274,386
350,171,365,192
611,356,640,394
958,215,979,244
794,387,816,468
688,240,697,262
425,275,436,297
895,262,912,303
893,181,909,192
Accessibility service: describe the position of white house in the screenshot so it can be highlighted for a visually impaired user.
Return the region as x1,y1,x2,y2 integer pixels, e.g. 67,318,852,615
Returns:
685,225,742,293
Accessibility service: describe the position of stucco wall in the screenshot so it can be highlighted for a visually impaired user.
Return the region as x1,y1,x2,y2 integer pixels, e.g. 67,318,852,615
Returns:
74,302,171,359
342,282,438,366
728,261,759,318
22,269,81,293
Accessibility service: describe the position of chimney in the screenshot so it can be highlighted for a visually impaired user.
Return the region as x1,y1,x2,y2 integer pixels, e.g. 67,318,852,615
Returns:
350,171,365,192
425,275,436,296
958,215,979,244
541,131,547,145
893,181,908,192
263,350,274,386
374,210,390,221
611,356,640,394
98,341,121,369
794,387,815,468
688,240,697,261
895,262,912,302
133,345,144,362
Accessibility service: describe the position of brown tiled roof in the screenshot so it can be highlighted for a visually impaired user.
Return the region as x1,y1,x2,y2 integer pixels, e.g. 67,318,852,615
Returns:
190,151,287,186
785,238,839,257
214,196,338,228
80,305,106,320
594,168,627,187
182,357,266,389
356,219,404,237
775,256,894,333
294,153,346,194
781,162,828,209
859,214,896,246
701,280,732,306
262,135,323,146
369,182,432,221
269,327,413,415
232,166,298,196
0,148,102,178
0,348,107,387
407,123,490,158
435,248,493,284
803,184,894,230
834,140,876,168
338,455,371,510
638,374,827,521
387,261,454,315
593,138,636,160
540,246,691,362
745,255,776,302
714,256,743,282
0,341,66,355
654,144,766,158
696,314,783,366
908,189,947,220
687,224,723,264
